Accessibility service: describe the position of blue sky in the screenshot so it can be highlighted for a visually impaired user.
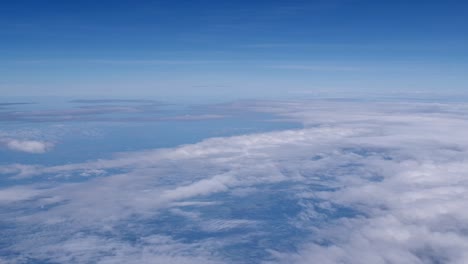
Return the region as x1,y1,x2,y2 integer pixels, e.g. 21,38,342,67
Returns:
1,0,467,98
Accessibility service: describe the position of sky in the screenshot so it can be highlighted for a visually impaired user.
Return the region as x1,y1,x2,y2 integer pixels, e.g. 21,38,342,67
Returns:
1,0,467,98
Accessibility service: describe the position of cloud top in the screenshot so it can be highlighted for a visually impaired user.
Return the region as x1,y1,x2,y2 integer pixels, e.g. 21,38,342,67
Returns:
2,100,468,263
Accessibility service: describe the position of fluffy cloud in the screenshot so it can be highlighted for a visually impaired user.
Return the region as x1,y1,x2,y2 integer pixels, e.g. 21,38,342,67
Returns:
1,100,468,263
0,138,53,153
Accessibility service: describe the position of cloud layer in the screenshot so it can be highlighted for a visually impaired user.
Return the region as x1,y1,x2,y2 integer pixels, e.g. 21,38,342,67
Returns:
1,100,468,263
0,99,224,123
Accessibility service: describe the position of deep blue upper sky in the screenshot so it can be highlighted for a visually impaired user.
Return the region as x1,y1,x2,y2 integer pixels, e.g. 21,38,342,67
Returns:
1,0,467,98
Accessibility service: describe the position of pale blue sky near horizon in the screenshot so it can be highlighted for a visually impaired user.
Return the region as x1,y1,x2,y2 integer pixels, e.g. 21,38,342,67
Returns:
1,0,467,98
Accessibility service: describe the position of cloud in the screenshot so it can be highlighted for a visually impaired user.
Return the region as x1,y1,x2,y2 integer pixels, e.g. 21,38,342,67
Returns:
0,99,225,123
0,138,53,153
10,59,231,65
2,100,468,262
268,64,362,72
0,186,42,203
69,99,160,104
0,102,35,109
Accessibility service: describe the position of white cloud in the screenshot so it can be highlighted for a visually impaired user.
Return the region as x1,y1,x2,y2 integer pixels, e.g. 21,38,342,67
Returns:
0,186,42,203
2,100,468,263
0,138,53,153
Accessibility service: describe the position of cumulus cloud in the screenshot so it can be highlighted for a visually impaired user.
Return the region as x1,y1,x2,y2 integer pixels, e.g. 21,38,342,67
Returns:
0,138,53,153
2,100,468,263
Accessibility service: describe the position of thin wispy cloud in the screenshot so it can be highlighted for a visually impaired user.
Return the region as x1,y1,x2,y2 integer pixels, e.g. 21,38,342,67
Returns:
8,59,233,65
69,99,160,104
269,64,363,72
0,99,225,123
